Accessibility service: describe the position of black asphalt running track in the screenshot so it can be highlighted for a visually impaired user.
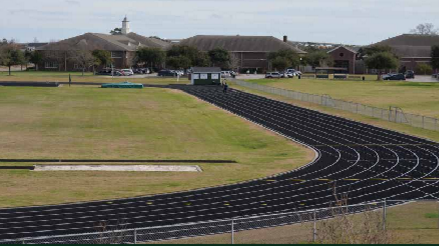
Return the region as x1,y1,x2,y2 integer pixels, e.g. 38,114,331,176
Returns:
0,85,438,243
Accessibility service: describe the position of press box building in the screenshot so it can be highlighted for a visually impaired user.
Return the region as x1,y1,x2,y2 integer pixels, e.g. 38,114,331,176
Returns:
190,67,221,85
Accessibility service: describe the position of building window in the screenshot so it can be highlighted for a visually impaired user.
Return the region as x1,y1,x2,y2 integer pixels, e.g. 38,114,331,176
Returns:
45,61,58,68
111,51,122,58
339,53,344,57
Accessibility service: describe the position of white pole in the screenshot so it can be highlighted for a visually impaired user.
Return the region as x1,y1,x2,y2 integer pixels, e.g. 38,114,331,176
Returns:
134,229,137,244
231,219,235,244
383,199,387,231
313,209,317,242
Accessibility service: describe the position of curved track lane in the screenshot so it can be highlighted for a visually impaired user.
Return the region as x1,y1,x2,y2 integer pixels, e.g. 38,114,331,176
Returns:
0,86,438,242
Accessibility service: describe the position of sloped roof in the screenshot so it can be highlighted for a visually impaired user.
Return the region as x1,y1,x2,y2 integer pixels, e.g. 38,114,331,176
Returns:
327,46,359,54
37,33,170,51
372,34,439,58
126,33,171,49
178,35,307,54
192,67,221,73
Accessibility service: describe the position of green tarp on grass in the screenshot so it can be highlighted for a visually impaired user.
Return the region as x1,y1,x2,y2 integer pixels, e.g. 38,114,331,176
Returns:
101,82,144,89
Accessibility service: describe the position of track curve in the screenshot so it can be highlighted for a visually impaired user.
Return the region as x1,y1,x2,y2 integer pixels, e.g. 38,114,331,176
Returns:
0,85,438,242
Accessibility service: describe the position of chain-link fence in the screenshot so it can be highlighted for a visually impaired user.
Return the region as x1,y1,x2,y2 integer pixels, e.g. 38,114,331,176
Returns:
1,200,437,244
232,79,439,132
0,202,387,244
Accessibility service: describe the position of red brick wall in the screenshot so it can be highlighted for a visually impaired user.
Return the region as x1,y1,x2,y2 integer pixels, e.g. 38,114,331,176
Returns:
328,47,356,74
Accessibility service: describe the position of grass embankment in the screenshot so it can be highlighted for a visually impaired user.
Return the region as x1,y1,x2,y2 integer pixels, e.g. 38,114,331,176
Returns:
244,77,439,118
231,83,439,143
152,202,439,244
0,87,313,207
0,71,185,85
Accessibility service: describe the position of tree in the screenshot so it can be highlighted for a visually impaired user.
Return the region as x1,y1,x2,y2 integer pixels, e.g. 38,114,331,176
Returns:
268,49,300,70
29,51,43,71
208,48,230,68
410,23,438,35
364,52,399,80
92,50,112,68
166,45,208,68
431,45,439,74
69,50,97,76
135,47,166,70
271,56,291,71
304,50,333,68
416,63,432,75
166,56,192,70
110,28,122,35
228,52,240,71
0,43,26,75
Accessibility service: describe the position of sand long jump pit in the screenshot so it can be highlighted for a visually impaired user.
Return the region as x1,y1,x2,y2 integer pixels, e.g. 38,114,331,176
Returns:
33,165,202,172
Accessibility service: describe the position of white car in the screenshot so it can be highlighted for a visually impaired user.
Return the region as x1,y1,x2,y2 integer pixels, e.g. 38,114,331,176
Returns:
121,69,134,76
286,69,302,76
265,72,282,78
221,71,231,78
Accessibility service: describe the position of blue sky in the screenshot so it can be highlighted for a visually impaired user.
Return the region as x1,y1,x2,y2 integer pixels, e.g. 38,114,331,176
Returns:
1,0,438,45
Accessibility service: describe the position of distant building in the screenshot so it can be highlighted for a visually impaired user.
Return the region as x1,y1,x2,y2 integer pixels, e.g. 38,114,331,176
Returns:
25,43,48,52
371,34,439,73
327,46,360,74
178,35,306,73
36,17,170,71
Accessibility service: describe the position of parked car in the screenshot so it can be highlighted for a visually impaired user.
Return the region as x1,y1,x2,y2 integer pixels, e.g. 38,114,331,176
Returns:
174,70,184,76
265,72,282,78
114,70,125,76
432,73,438,78
382,73,406,81
221,71,232,78
134,68,150,74
121,69,134,76
95,69,112,75
284,72,294,78
158,70,177,77
286,69,302,76
405,70,415,79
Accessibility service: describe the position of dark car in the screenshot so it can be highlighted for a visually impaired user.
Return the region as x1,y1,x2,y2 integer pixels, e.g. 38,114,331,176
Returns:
134,68,150,74
383,73,406,81
405,70,415,79
95,69,112,75
158,70,177,77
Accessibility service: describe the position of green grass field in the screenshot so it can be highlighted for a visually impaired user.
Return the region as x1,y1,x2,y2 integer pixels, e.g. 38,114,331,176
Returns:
153,202,439,244
243,77,439,118
0,86,312,207
0,70,186,85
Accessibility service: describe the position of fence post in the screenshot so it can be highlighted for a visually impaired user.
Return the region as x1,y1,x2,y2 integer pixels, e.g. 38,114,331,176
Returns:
383,199,387,231
436,118,438,131
231,219,235,244
422,116,425,129
133,229,137,244
313,209,317,242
